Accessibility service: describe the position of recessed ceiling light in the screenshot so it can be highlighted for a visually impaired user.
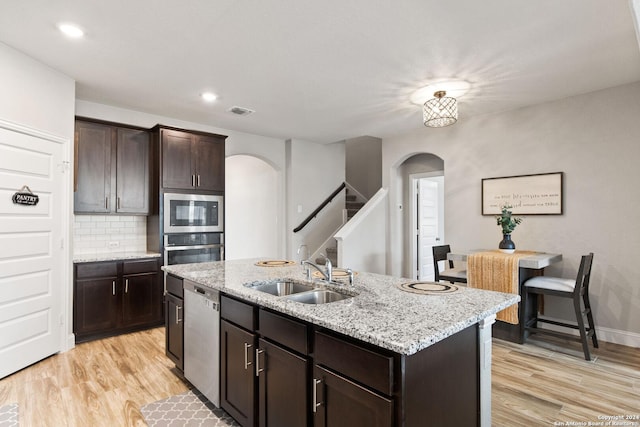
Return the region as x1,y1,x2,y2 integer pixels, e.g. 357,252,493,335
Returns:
411,80,471,105
201,92,218,102
57,23,84,39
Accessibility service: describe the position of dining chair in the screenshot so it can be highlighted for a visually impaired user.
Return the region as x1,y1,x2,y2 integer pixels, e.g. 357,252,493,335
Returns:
432,245,467,284
523,253,598,360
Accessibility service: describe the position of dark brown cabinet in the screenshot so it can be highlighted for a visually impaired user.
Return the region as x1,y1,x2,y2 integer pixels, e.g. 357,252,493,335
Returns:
159,127,225,192
164,274,184,370
74,119,150,214
220,295,258,427
312,365,393,427
221,319,256,427
220,295,311,427
73,258,162,343
257,338,309,427
215,292,480,427
313,331,393,427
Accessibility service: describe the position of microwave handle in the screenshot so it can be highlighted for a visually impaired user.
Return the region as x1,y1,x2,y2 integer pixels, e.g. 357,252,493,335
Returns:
164,244,223,251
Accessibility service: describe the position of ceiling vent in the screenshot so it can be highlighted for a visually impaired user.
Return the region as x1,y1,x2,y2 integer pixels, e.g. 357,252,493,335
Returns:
228,106,255,116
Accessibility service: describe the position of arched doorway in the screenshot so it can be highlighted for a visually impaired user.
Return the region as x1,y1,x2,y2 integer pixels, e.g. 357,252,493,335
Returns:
225,155,279,259
397,153,444,279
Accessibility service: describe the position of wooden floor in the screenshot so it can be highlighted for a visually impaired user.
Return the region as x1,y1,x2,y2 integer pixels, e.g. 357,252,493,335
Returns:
0,328,189,427
0,328,638,426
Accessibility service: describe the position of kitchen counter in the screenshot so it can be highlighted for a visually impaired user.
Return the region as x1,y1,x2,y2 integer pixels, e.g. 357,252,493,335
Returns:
73,251,162,263
163,258,519,356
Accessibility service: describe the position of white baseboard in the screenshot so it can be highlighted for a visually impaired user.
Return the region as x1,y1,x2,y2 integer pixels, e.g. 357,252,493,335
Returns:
538,316,640,348
64,333,76,352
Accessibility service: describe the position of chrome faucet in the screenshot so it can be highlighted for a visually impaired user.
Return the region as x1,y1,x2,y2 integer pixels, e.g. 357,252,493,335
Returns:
345,268,354,286
302,253,332,283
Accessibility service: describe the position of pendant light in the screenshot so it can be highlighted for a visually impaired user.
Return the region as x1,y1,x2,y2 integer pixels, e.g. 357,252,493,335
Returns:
423,91,458,128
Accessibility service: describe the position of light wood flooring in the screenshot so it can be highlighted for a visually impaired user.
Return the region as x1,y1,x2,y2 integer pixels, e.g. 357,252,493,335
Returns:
0,327,638,426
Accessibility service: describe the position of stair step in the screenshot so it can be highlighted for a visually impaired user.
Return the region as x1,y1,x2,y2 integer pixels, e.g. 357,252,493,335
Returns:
347,209,360,217
346,194,357,202
326,247,337,254
346,202,364,209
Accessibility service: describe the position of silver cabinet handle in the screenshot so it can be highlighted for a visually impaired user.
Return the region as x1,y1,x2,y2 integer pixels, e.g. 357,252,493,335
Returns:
175,306,182,324
197,174,201,187
125,278,129,293
255,348,265,377
112,280,116,296
117,197,121,210
105,197,109,210
244,343,252,369
191,174,196,187
313,379,322,412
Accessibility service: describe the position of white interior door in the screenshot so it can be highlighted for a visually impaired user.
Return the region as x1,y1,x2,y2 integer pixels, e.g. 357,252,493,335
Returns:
0,125,64,379
411,174,444,280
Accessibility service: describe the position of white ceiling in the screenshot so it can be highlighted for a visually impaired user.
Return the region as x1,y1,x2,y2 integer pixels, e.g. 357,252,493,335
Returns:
1,0,640,143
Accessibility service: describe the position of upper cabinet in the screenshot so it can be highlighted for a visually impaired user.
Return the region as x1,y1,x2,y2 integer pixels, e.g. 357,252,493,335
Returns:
158,127,226,192
74,119,150,214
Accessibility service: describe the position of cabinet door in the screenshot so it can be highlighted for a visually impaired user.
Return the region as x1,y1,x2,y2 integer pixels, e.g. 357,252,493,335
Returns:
165,293,184,370
74,121,113,213
116,128,150,213
313,365,393,427
257,338,309,427
74,277,119,338
161,129,195,190
122,272,162,327
194,134,224,192
221,320,256,427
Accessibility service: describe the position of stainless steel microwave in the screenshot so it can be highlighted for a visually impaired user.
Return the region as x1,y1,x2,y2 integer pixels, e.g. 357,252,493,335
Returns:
163,193,223,233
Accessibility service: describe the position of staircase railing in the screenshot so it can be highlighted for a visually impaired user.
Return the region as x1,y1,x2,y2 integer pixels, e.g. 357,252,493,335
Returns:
293,182,346,233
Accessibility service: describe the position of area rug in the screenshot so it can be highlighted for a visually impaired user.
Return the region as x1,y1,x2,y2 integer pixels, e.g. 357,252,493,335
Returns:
141,390,239,427
0,403,18,427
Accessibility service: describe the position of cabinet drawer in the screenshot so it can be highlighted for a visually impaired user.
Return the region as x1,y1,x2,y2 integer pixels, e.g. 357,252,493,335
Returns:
123,258,158,275
76,262,118,279
259,309,308,355
221,295,256,331
165,274,183,298
314,331,394,395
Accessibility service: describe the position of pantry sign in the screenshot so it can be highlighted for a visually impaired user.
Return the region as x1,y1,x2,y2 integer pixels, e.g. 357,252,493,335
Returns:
12,185,39,206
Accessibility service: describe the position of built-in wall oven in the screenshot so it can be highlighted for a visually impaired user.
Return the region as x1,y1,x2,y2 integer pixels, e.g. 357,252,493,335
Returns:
163,192,224,266
164,233,224,266
164,193,223,234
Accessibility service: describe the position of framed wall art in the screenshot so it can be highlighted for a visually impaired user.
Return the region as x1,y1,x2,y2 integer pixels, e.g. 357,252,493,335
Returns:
481,172,563,215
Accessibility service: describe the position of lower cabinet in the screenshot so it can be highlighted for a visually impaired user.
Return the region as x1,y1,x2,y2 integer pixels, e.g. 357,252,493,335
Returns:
220,295,311,427
257,338,309,427
217,293,479,427
164,274,184,370
73,258,163,342
312,365,393,427
221,319,256,427
164,292,184,369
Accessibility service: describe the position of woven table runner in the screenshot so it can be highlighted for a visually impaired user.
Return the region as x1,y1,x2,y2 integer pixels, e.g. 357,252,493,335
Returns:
467,250,537,324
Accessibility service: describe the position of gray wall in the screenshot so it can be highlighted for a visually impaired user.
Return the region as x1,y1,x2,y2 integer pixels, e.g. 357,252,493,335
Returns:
346,136,382,199
383,81,640,345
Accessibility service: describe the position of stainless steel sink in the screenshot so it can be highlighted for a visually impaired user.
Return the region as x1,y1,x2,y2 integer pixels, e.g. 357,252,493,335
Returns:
286,289,353,304
249,280,315,296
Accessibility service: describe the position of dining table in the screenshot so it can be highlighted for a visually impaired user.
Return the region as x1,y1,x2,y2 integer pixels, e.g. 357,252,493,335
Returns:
447,250,562,343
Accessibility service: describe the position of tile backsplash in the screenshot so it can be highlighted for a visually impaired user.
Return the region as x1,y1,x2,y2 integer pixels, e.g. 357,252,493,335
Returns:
73,215,147,256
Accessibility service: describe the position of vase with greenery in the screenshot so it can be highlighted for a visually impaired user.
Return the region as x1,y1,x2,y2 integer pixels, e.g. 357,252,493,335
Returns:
496,204,522,253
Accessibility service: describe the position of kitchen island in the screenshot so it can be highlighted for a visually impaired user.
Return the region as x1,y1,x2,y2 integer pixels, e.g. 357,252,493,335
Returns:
164,259,519,427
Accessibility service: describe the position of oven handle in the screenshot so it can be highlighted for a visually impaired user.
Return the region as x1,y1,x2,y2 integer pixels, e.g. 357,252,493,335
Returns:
164,244,224,251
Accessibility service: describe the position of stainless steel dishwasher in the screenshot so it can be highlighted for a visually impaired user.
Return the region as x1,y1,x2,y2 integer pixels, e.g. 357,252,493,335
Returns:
184,279,220,407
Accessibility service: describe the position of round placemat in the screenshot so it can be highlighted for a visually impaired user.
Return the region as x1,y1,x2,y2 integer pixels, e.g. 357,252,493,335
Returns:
254,260,296,267
396,281,459,295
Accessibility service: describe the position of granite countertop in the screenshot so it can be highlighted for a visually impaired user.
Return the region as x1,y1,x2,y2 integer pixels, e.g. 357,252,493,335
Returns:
74,251,162,263
163,258,519,356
